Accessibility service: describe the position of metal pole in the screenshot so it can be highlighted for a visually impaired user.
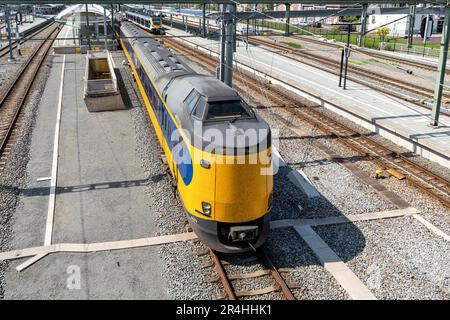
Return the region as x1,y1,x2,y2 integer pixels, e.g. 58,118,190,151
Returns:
343,25,351,90
5,6,14,61
232,4,236,53
224,4,234,87
407,5,416,48
219,4,226,82
85,3,91,50
430,6,450,127
285,3,290,37
202,4,206,38
338,49,344,87
423,14,430,44
103,7,108,50
111,4,115,51
357,4,368,47
246,19,249,50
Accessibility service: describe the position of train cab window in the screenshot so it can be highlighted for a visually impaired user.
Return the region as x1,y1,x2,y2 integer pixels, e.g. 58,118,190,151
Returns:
192,96,206,120
183,89,200,112
205,100,254,121
153,18,161,25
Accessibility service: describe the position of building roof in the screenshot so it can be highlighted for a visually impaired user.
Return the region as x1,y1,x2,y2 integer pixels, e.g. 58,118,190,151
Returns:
55,4,111,20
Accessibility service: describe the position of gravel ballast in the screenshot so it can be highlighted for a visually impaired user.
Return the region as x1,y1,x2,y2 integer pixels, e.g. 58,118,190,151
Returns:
314,217,450,299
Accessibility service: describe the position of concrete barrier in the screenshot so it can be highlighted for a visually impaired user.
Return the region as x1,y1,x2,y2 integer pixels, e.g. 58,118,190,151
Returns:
83,50,125,112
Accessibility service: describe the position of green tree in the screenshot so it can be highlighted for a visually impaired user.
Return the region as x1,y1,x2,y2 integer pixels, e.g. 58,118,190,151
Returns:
376,27,390,42
341,16,360,23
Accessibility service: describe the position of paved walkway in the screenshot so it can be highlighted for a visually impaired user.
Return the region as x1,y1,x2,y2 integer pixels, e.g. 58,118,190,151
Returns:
3,53,168,299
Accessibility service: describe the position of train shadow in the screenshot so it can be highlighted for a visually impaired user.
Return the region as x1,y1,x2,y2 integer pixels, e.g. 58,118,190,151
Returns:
220,164,366,270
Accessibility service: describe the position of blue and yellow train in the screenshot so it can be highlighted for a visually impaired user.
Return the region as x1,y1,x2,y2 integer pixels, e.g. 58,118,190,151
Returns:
125,11,165,35
119,19,273,253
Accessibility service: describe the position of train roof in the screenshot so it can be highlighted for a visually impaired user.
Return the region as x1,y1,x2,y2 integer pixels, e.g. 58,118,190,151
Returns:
121,22,191,76
125,11,160,19
184,76,240,102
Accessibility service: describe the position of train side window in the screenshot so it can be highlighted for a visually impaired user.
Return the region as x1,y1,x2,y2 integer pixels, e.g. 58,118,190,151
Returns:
192,96,206,120
183,89,199,112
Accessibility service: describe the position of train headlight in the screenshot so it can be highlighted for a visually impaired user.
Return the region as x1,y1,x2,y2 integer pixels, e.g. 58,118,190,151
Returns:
202,202,212,216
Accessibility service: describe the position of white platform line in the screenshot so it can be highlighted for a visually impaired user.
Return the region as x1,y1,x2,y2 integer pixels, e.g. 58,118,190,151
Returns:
44,54,65,246
272,146,286,167
1,232,198,262
287,169,320,198
15,253,48,272
294,225,377,300
36,177,51,182
270,207,419,229
413,214,450,242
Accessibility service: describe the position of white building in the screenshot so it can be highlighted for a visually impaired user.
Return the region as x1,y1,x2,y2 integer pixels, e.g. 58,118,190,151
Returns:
366,6,442,37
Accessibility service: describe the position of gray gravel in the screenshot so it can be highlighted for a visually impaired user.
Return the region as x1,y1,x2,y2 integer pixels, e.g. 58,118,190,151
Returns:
257,106,396,218
0,55,53,299
314,217,450,299
266,227,349,300
160,240,222,299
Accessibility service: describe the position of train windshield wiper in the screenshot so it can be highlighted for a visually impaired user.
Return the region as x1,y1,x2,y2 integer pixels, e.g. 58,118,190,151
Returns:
229,116,241,124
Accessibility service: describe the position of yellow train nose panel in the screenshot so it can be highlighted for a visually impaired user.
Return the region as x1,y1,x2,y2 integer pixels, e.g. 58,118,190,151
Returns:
214,149,272,223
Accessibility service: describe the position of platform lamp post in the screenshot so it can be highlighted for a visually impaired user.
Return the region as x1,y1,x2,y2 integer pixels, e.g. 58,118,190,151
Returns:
430,5,450,128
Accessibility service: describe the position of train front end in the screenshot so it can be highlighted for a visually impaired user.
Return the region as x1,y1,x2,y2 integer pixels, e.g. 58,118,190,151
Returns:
172,83,273,253
150,17,164,35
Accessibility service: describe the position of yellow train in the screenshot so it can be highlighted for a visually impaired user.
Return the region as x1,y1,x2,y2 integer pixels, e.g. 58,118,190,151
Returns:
119,20,273,253
125,11,164,35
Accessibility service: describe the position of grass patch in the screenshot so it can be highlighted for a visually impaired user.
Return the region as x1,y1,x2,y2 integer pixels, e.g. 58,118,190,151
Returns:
349,59,368,66
283,41,302,49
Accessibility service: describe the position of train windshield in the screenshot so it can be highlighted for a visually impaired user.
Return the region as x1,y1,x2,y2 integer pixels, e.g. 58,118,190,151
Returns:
152,18,161,25
205,100,254,121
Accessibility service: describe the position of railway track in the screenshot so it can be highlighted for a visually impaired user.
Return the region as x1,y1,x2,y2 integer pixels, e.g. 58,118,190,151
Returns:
0,20,54,58
208,249,296,300
165,17,449,115
0,24,60,172
287,33,444,73
164,36,450,209
165,16,442,74
245,36,450,116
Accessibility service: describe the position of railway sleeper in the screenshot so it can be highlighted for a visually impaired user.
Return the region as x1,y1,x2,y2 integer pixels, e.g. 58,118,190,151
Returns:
227,269,271,280
235,285,279,298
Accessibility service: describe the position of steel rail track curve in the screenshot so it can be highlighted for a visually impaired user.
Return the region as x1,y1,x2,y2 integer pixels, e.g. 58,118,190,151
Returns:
0,21,55,58
0,24,60,172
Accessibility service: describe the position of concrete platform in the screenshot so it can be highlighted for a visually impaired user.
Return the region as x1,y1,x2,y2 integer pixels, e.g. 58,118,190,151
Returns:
54,18,80,51
3,53,168,299
166,26,450,168
18,17,52,35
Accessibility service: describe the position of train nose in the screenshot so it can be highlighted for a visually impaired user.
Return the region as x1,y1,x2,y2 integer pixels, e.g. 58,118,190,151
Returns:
228,225,259,242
